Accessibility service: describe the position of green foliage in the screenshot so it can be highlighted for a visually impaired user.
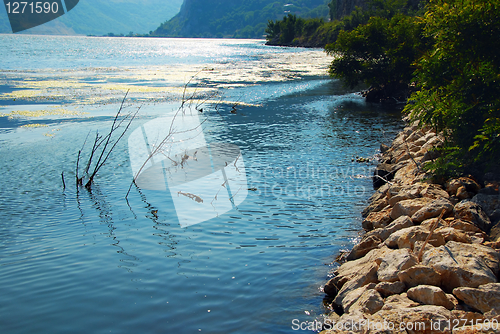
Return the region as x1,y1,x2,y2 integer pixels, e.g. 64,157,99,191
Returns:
328,0,338,20
326,14,429,91
155,0,328,39
266,5,370,46
266,0,424,47
405,0,500,175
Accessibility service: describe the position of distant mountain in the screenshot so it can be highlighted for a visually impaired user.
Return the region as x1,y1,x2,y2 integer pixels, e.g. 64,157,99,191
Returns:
154,0,330,38
0,0,183,35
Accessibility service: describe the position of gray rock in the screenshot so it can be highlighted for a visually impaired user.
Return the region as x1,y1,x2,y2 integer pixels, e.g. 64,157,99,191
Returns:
373,163,396,189
471,193,500,224
454,200,493,233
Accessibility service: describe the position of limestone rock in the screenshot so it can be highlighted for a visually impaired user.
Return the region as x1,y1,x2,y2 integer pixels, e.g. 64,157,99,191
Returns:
434,227,471,244
380,143,390,154
391,198,432,220
420,149,436,163
377,248,418,282
406,129,425,143
345,235,382,261
382,293,420,310
333,262,379,307
413,240,435,256
407,285,456,310
450,219,484,233
393,162,420,185
368,183,390,204
420,183,450,200
451,310,485,324
348,289,384,315
411,197,454,223
453,283,500,314
491,222,500,243
362,208,392,231
371,305,455,333
398,264,442,288
329,310,371,334
421,135,443,151
388,184,423,207
454,200,493,233
387,184,403,198
385,225,446,250
362,197,389,218
336,282,377,312
375,281,406,297
420,217,446,230
456,185,471,200
446,177,481,196
422,241,500,292
414,132,435,147
333,246,391,288
366,215,414,242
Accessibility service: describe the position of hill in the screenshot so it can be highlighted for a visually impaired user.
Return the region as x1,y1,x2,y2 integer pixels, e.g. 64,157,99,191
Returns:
153,0,330,38
0,0,183,35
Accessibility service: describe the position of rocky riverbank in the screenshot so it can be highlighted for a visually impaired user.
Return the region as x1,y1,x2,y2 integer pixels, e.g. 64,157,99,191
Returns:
320,120,500,333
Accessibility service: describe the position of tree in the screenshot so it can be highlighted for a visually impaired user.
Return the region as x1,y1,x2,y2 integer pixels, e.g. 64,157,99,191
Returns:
405,0,500,176
326,13,429,101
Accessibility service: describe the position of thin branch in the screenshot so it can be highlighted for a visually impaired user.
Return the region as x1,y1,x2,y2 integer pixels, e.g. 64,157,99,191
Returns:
417,209,446,262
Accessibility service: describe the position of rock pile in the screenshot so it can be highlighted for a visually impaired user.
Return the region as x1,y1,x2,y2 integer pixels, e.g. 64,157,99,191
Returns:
321,123,500,333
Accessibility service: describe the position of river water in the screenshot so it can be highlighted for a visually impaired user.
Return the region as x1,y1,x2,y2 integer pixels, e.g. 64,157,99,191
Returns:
0,35,402,333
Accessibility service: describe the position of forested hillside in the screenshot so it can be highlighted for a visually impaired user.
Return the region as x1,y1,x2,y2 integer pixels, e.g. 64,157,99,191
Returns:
0,0,183,35
153,0,330,38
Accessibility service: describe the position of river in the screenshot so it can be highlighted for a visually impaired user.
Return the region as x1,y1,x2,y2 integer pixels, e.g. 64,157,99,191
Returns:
0,35,402,333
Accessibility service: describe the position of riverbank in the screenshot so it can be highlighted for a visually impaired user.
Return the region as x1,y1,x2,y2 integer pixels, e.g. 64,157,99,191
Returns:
320,120,500,333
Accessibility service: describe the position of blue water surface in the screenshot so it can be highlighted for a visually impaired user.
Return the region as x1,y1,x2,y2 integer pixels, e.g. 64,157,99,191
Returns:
0,36,403,334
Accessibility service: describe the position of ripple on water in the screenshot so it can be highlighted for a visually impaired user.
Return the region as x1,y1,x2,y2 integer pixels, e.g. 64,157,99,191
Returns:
0,37,404,334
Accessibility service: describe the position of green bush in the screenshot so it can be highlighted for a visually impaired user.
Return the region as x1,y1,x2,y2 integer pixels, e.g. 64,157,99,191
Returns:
405,0,500,176
326,14,429,92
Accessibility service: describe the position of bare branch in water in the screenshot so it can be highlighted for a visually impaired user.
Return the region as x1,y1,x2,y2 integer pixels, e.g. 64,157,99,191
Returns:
74,90,139,191
126,70,220,199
